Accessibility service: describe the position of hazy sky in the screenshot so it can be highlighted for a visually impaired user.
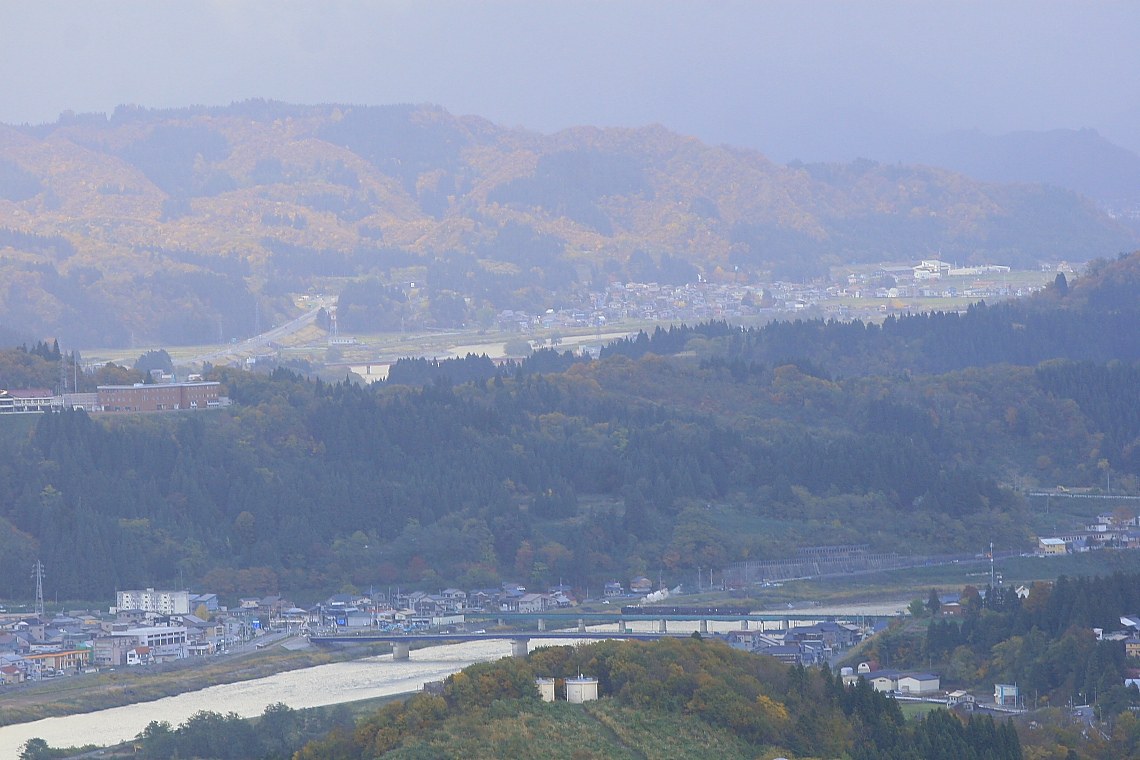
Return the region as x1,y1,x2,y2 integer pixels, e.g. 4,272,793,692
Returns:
2,1,1139,161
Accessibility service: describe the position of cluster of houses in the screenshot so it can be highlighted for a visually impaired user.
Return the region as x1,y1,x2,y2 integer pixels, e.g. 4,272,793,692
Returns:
719,620,868,666
489,260,1035,336
0,590,284,683
1037,511,1140,556
794,608,1140,713
303,579,655,631
833,668,1022,712
0,577,659,684
831,609,1140,711
840,662,942,694
1094,614,1140,663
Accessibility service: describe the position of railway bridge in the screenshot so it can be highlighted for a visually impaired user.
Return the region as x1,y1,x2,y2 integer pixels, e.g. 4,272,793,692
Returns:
310,608,892,659
309,630,681,659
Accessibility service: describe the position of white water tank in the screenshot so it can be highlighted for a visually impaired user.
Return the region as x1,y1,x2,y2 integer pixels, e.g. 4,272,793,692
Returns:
565,677,599,703
536,678,556,702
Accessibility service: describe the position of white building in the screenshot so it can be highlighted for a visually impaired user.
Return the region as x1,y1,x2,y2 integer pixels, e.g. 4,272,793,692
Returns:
536,678,556,702
106,625,189,662
898,673,940,694
566,677,599,703
914,260,950,280
867,671,902,692
116,589,191,615
947,690,976,708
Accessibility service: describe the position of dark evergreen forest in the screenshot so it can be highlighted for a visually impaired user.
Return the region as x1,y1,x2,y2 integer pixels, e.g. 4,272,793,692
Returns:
0,345,1132,601
3,253,1140,601
603,253,1140,376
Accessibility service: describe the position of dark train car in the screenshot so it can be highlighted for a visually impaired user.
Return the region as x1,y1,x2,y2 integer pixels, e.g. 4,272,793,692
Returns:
621,605,753,616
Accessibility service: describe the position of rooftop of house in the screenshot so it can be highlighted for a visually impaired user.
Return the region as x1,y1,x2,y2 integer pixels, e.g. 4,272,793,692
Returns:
863,670,904,679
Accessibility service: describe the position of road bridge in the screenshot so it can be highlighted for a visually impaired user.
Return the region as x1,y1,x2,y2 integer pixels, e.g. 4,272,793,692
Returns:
310,605,890,659
309,631,680,659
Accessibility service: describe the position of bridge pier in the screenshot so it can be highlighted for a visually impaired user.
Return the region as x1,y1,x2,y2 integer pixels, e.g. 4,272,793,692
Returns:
658,619,667,633
618,619,626,633
578,618,586,633
511,638,530,658
538,618,546,632
740,619,748,630
498,618,505,627
392,642,410,661
699,619,708,634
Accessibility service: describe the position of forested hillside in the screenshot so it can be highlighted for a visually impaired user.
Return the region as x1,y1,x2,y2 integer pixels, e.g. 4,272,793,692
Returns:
0,344,1129,600
2,254,1139,601
864,572,1140,719
0,100,1133,346
602,251,1140,375
289,638,1020,760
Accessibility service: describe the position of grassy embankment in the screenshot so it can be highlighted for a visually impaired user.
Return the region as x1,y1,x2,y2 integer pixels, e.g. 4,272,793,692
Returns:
47,695,755,760
380,698,757,760
0,639,388,728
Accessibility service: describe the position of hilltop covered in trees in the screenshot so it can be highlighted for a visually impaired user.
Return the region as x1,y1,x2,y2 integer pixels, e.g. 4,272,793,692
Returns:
0,345,1130,600
0,100,1134,345
20,638,1022,760
603,250,1140,376
3,254,1140,600
286,638,1021,760
864,574,1140,716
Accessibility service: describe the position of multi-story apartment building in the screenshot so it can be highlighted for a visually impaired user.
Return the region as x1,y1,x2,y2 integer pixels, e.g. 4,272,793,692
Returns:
116,588,191,615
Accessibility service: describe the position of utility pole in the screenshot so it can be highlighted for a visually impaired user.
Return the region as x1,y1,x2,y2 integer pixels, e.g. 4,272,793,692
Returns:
990,542,995,589
32,560,45,618
58,342,68,395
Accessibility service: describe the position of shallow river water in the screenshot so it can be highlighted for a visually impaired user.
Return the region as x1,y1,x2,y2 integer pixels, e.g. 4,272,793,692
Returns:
0,638,584,757
0,606,902,755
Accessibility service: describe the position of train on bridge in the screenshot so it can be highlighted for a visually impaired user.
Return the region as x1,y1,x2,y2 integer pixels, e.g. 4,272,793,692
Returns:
620,604,752,616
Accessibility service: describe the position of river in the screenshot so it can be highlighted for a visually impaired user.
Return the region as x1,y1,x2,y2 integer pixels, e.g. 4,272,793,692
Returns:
0,608,902,755
0,638,579,757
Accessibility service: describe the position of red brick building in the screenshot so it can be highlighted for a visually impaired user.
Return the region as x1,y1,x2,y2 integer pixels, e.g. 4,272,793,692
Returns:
97,382,223,412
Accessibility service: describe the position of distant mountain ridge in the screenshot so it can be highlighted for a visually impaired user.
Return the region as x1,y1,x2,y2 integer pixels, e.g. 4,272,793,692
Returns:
912,127,1140,205
0,100,1134,347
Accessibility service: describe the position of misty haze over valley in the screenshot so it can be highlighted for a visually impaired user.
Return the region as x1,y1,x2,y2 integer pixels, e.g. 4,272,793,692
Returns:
3,5,1140,760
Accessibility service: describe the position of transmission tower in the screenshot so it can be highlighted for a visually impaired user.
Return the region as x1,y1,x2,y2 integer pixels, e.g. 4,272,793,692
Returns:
32,559,45,618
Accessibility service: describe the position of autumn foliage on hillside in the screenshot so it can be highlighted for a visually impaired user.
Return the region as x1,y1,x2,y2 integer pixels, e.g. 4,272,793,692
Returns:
0,101,1133,346
288,639,1021,760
